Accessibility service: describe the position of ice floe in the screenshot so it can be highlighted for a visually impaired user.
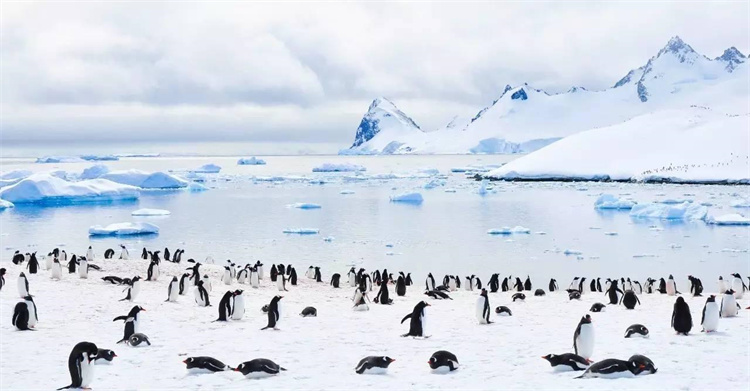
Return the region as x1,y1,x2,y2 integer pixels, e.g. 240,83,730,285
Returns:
629,202,708,221
89,222,159,236
237,157,267,165
193,164,221,173
594,194,636,210
101,170,188,189
487,226,531,235
0,173,139,204
0,199,15,209
289,203,322,209
707,213,750,226
80,164,110,180
312,163,366,172
389,192,423,204
131,208,171,216
282,228,320,234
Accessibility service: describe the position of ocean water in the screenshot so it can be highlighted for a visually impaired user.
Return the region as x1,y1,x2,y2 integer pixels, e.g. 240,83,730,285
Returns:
1,155,748,288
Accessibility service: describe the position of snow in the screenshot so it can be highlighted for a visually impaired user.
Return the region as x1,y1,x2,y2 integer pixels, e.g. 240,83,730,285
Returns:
389,192,424,204
0,174,140,204
131,208,171,216
594,194,636,210
0,199,15,209
487,226,532,235
193,164,222,173
80,164,110,180
0,170,32,180
346,97,425,154
89,222,160,236
289,203,322,209
35,156,84,163
312,163,366,173
629,202,708,221
237,157,267,165
101,170,189,189
730,198,750,208
282,228,320,234
707,213,750,226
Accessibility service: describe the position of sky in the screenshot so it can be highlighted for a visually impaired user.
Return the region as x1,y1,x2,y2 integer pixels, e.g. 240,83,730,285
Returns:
2,1,749,150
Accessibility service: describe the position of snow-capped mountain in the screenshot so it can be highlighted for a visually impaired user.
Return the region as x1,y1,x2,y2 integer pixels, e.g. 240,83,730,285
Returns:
345,97,425,154
343,36,747,155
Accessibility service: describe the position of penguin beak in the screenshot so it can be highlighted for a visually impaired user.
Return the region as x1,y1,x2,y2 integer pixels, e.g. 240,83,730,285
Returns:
233,368,240,372
389,358,396,362
182,359,187,363
639,364,646,369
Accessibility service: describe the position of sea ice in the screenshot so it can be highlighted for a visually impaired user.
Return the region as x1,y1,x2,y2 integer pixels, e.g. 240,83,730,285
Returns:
0,174,139,204
340,190,355,195
594,194,636,210
131,208,171,216
487,226,531,235
312,163,366,172
80,164,110,180
629,202,708,220
35,156,83,163
389,192,424,204
89,222,159,236
289,203,322,209
237,157,267,165
0,170,32,180
730,198,750,208
81,154,119,161
282,228,320,234
0,199,14,209
193,164,221,173
706,213,750,226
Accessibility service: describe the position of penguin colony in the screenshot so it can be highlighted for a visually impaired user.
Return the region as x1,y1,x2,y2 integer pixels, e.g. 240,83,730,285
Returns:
4,246,750,387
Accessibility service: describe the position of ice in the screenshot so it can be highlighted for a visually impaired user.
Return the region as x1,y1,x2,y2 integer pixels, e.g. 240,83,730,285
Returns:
487,226,531,235
593,194,636,209
604,232,619,236
418,167,440,175
629,202,708,221
80,164,110,180
312,163,366,172
237,157,267,165
0,170,32,180
0,199,15,210
706,213,750,226
89,222,159,236
0,173,139,204
730,198,750,208
35,156,84,163
131,208,171,216
193,164,221,173
658,198,692,204
188,183,208,192
423,179,445,189
282,228,320,234
323,236,334,242
289,203,321,209
81,154,119,161
339,190,355,195
389,192,424,204
564,249,583,255
101,170,188,189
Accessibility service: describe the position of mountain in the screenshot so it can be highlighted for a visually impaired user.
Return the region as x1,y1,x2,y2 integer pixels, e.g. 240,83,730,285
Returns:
345,97,424,154
342,36,747,155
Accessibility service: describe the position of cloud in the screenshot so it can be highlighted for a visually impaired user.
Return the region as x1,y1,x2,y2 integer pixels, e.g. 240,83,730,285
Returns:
2,2,748,146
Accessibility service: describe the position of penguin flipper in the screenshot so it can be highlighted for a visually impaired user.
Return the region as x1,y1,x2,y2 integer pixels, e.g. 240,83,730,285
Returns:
113,316,128,322
56,385,73,390
400,314,412,324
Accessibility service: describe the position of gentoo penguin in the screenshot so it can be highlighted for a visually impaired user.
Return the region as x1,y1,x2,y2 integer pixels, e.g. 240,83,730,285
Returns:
194,280,211,307
549,278,558,292
396,276,406,296
179,273,191,295
573,314,594,360
352,286,370,311
620,290,641,310
270,264,278,282
289,267,298,285
512,292,526,302
688,275,703,296
541,353,591,371
534,289,546,296
17,272,30,298
183,356,233,373
372,270,382,285
12,302,33,330
578,277,587,293
347,267,357,287
589,279,597,293
120,277,141,301
633,280,643,294
476,289,492,324
330,273,341,288
128,333,151,347
276,273,288,292
216,291,234,321
405,273,413,286
202,274,212,292
51,259,63,280
231,290,245,320
166,277,179,302
119,245,129,260
95,349,117,364
568,291,581,300
596,278,602,292
720,290,739,318
45,253,54,271
141,248,148,260
425,290,452,300
314,267,322,282
718,276,727,293
428,350,458,373
113,305,145,343
501,277,509,292
629,354,658,375
306,266,315,279
589,303,606,313
355,356,395,374
569,277,580,291
666,275,678,296
256,261,264,280
454,274,461,289
234,359,286,378
448,276,457,292
251,267,260,288
187,263,201,286
624,278,633,291
701,295,720,332
26,253,39,274
375,279,392,304
102,276,123,285
23,295,38,328
644,278,655,294
605,280,623,304
495,306,512,316
57,342,98,390
488,274,499,292
362,273,373,291
671,296,692,335
657,278,667,294
164,247,170,262
261,296,283,330
86,246,94,261
513,277,523,292
67,255,78,274
624,324,649,338
222,267,232,285
474,275,483,290
425,273,436,291
401,301,430,337
0,268,5,291
524,276,532,291
731,273,747,299
575,358,640,379
78,257,89,279
300,306,317,317
12,251,24,265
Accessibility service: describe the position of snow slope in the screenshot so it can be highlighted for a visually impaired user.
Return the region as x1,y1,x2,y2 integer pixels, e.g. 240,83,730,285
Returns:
346,97,425,154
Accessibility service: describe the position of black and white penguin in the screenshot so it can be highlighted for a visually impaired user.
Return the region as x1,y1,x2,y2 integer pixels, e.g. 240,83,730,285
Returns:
270,264,278,282
216,291,234,321
375,279,392,304
231,290,245,320
396,275,406,296
119,245,129,260
657,277,667,294
222,266,232,285
666,274,678,296
488,274,499,292
624,324,649,338
575,358,640,379
495,306,512,316
401,301,430,337
78,256,90,279
454,274,461,289
289,267,298,286
179,273,191,295
512,292,526,302
128,333,151,347
605,279,623,304
164,247,170,262
596,278,602,292
541,353,591,371
12,251,24,265
183,356,233,373
355,356,395,374
330,273,341,288
314,266,322,282
0,268,5,291
57,342,99,390
352,286,370,311
688,275,703,296
26,253,39,274
17,272,30,298
589,303,606,313
632,280,643,294
476,289,492,324
405,273,413,286
95,349,117,364
12,301,33,331
114,305,145,343
194,280,211,307
300,306,317,317
428,350,459,373
524,276,532,291
250,266,260,288
276,273,288,292
620,290,641,310
578,277,587,293
629,354,657,375
145,261,159,282
306,266,315,279
589,278,597,293
187,263,201,286
424,290,452,300
261,296,283,330
671,296,692,335
23,295,38,328
102,276,123,285
534,289,546,296
549,278,558,292
347,267,356,287
731,273,747,299
51,259,63,280
255,261,264,280
501,277,509,292
701,295,720,332
104,248,115,259
201,274,212,292
569,290,581,300
720,290,739,318
513,277,524,292
448,276,457,292
568,276,580,291
141,248,148,260
425,273,436,291
718,276,727,293
119,276,141,301
573,314,594,360
234,359,286,378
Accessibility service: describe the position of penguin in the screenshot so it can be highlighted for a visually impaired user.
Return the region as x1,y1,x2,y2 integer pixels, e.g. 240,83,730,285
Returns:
57,342,99,390
428,350,458,373
568,277,580,291
119,245,129,260
222,267,232,285
261,296,283,330
424,290,452,300
95,349,117,364
620,290,641,310
720,290,739,318
605,279,623,304
17,272,29,298
596,278,602,292
513,277,523,292
541,353,591,372
12,301,33,331
12,251,24,265
128,333,151,347
666,274,678,296
86,246,94,261
306,266,315,279
512,292,526,302
731,273,747,299
534,289,545,296
0,268,5,291
494,306,512,316
375,279,393,304
347,267,357,287
164,247,170,262
405,273,413,286
425,273,436,291
179,273,191,295
270,264,278,282
524,276,532,291
194,280,211,307
187,263,201,286
569,290,581,300
671,296,693,335
701,295,720,332
624,324,649,338
330,273,341,288
234,359,286,378
352,286,370,311
688,275,703,296
573,314,594,360
629,354,658,375
289,267,298,286
45,253,54,270
578,277,587,293
314,266,322,282
355,356,395,374
286,264,293,276
475,289,492,324
396,276,406,296
51,259,63,280
644,278,655,294
166,277,179,302
448,276,457,292
23,295,38,328
113,305,145,343
78,257,89,279
141,248,148,260
276,273,288,292
549,278,558,292
718,276,727,293
231,290,245,320
589,278,597,293
202,274,212,292
657,277,667,294
454,275,461,289
119,277,141,301
147,261,159,281
401,301,430,337
250,267,260,288
589,303,606,313
575,358,640,379
184,356,233,373
216,291,234,321
151,251,161,265
633,280,643,294
102,276,123,285
104,248,114,259
300,306,317,317
362,273,373,291
372,270,381,286
488,274,499,292
26,253,39,274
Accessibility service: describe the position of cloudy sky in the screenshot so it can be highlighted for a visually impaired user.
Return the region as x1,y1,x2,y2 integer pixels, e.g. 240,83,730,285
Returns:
2,2,748,149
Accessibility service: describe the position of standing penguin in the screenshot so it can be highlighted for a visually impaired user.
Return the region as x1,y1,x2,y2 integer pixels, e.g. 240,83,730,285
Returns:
620,290,641,310
119,244,129,260
222,267,232,285
578,277,587,294
12,301,33,330
17,272,29,298
261,296,283,330
23,295,38,328
164,247,170,262
718,276,727,293
352,286,370,311
549,278,558,292
701,295,720,332
146,261,159,282
731,273,747,299
720,290,739,318
448,276,457,292
250,267,260,288
330,273,341,288
688,275,703,297
401,301,430,337
78,257,89,279
375,279,393,304
289,267,298,286
524,276,532,291
166,277,179,302
513,277,524,292
113,306,145,343
573,314,594,360
671,296,693,335
396,275,406,296
306,266,315,279
256,261,264,280
425,273,436,291
26,253,39,274
120,277,141,301
475,289,492,324
194,280,211,307
0,268,5,291
589,278,597,293
187,263,201,286
314,267,322,282
216,291,234,321
347,268,357,287
605,279,623,305
57,342,99,390
633,280,643,294
270,264,278,282
657,278,667,294
86,246,94,262
179,273,191,295
501,277,509,292
666,275,678,296
50,259,63,280
488,274,499,293
276,273,288,292
201,274,212,292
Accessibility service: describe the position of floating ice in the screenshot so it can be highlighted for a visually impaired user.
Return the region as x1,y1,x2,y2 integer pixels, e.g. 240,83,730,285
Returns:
0,170,32,180
390,192,423,204
563,249,582,255
629,202,707,220
487,226,531,235
730,198,750,208
188,183,208,192
0,199,14,210
193,164,221,173
101,170,188,189
283,228,320,234
604,232,618,236
35,156,84,163
707,213,750,226
89,222,159,236
289,202,321,209
81,155,119,161
657,198,692,204
594,194,636,210
131,208,171,216
80,164,110,180
340,190,355,195
237,157,267,165
423,179,445,189
418,168,440,175
312,163,366,172
0,174,139,204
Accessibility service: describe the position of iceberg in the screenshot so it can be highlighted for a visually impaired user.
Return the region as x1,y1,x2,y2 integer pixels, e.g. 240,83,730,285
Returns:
0,170,32,180
423,179,445,189
193,164,221,173
131,208,171,216
629,202,708,221
89,222,159,236
237,157,267,165
312,163,366,172
0,174,139,204
283,228,320,235
80,164,110,180
35,156,84,163
389,192,424,204
487,226,531,235
101,170,188,189
80,155,119,161
188,183,208,192
0,199,14,210
289,203,321,209
707,213,750,226
594,194,636,210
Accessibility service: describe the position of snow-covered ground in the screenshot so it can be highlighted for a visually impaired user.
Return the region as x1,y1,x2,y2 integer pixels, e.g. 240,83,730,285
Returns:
0,256,747,390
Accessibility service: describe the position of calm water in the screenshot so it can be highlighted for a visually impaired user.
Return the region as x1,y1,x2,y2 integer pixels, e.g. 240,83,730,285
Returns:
1,155,748,288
